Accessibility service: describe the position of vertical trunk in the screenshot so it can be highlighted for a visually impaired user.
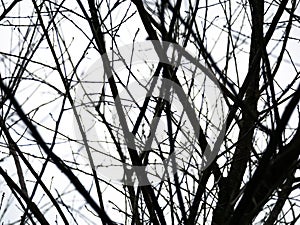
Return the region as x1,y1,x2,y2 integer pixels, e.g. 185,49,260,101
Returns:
212,1,264,224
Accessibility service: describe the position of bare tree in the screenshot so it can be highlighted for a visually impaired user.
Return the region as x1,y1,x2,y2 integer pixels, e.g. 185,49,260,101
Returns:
0,0,299,224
